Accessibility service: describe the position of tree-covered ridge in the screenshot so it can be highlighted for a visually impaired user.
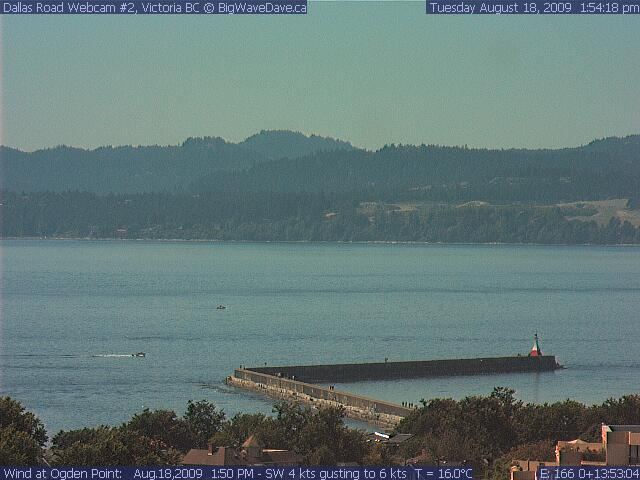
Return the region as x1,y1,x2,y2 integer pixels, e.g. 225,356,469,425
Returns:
3,191,640,244
2,134,639,203
0,130,357,194
194,135,640,203
241,129,355,160
3,133,640,243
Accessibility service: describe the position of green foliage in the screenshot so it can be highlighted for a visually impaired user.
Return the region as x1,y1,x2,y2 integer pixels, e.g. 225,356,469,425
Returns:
46,401,369,466
37,391,640,470
210,413,277,448
184,400,226,448
272,402,312,449
513,400,593,444
209,402,369,465
4,191,640,244
125,408,194,452
422,429,486,469
5,391,640,470
363,443,397,466
51,402,224,465
52,426,114,449
291,405,369,465
397,389,521,467
0,426,43,466
51,426,182,466
0,397,47,465
0,396,47,446
597,395,640,426
398,390,640,478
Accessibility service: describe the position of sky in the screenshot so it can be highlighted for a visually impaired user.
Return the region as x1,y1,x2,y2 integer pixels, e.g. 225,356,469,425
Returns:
1,4,640,151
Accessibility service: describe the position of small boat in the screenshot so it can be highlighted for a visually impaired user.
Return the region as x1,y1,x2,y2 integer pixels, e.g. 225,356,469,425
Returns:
216,305,226,310
133,352,146,357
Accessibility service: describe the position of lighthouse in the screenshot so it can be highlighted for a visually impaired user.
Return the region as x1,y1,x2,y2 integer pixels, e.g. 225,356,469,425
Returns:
529,333,542,357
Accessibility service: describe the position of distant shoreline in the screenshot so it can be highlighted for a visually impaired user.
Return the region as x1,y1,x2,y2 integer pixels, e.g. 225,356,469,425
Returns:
2,236,640,247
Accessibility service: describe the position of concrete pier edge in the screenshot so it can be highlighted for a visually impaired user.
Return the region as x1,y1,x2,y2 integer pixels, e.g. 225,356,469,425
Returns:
227,355,560,428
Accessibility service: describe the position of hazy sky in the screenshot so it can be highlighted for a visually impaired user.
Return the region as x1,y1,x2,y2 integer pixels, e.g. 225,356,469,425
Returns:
2,4,640,151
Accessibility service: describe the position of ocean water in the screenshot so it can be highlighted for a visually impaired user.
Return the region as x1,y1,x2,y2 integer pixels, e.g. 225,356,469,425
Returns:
2,240,640,436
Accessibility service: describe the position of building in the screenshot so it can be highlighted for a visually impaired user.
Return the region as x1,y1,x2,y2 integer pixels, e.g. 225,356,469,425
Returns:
555,438,603,464
510,424,640,480
182,434,303,466
602,425,640,465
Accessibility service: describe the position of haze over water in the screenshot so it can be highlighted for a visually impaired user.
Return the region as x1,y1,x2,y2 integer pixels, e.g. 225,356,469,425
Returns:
2,240,639,435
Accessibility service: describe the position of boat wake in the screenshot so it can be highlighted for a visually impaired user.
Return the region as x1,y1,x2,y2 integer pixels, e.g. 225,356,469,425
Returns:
1,352,145,358
92,352,146,358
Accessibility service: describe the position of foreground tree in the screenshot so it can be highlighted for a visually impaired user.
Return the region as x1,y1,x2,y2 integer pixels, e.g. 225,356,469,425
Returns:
125,408,194,452
51,426,182,466
0,396,47,446
208,402,370,465
184,400,226,448
0,397,47,465
210,412,278,448
274,403,369,465
0,426,43,465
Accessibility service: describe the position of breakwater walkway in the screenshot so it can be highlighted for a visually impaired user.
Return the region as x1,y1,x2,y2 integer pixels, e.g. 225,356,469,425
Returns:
227,369,412,428
227,355,560,428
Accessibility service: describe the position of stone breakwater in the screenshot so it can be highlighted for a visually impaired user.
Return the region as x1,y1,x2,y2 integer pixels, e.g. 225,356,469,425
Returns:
247,356,560,384
228,356,560,428
226,370,411,429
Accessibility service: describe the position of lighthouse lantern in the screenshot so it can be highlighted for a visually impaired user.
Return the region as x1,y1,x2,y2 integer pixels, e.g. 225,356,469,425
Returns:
529,333,542,357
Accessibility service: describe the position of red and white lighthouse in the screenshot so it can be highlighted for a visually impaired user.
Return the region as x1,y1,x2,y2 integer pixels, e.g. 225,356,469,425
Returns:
529,333,542,357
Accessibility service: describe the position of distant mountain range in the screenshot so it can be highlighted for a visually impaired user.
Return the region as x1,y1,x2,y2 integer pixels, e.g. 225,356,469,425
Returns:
1,130,355,194
2,131,640,203
199,135,640,203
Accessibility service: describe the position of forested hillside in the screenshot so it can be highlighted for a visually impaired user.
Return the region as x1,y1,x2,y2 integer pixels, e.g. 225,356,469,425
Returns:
1,130,354,193
3,191,640,244
195,136,640,203
2,133,640,244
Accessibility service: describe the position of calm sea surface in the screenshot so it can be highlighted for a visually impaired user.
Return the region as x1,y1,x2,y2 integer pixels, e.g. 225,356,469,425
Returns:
2,240,640,436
